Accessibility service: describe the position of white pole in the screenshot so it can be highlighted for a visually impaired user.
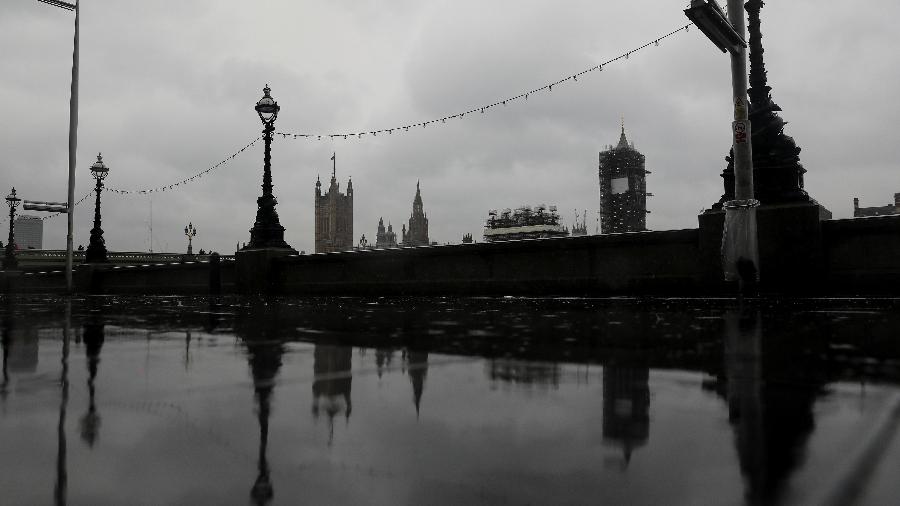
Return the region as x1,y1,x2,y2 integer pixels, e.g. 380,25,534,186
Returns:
727,0,753,202
723,0,759,289
65,0,79,293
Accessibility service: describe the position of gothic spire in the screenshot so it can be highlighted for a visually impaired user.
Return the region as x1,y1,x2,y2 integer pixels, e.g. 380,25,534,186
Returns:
617,117,629,149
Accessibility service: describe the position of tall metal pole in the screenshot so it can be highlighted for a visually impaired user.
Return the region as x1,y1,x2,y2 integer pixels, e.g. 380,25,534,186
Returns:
65,0,79,293
722,0,759,290
728,0,753,201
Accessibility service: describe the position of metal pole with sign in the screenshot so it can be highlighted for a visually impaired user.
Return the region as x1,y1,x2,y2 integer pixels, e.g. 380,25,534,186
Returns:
685,0,759,289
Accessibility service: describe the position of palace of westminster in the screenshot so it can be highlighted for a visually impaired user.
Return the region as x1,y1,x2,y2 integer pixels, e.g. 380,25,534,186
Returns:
313,125,650,253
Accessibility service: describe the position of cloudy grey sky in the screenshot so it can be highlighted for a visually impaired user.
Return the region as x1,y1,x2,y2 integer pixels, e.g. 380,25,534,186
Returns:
1,0,897,254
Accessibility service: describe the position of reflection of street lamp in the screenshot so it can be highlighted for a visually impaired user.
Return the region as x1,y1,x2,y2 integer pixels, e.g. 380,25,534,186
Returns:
4,188,22,270
184,222,197,255
79,319,103,448
685,0,759,288
246,85,292,250
35,0,79,293
84,153,109,263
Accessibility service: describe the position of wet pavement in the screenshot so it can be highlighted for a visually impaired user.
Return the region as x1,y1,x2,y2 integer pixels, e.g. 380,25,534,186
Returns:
1,295,899,505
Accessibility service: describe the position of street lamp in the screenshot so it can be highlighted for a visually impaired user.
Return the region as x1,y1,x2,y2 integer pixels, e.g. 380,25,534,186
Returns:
35,0,79,292
84,153,108,263
184,222,197,255
685,0,759,289
4,188,22,270
246,85,293,250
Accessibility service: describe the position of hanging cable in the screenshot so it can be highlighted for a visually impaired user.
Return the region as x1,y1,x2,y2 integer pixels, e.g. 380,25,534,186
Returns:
105,136,262,195
276,24,691,140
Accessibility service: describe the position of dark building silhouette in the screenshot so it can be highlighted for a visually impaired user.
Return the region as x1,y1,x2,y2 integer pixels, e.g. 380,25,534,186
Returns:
401,181,429,246
598,123,649,233
602,364,650,465
375,218,399,248
314,156,353,253
853,193,900,217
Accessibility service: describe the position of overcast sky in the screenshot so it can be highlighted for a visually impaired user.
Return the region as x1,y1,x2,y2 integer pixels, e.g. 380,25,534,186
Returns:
1,0,897,254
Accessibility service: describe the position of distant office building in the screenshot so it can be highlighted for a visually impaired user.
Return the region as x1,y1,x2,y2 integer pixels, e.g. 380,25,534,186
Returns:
598,123,650,233
483,205,569,242
375,217,399,248
853,193,900,217
13,215,42,249
314,157,353,253
401,181,429,246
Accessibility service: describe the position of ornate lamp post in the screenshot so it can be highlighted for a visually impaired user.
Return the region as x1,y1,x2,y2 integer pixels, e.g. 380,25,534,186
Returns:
246,85,292,250
184,222,197,255
84,153,109,263
4,188,22,270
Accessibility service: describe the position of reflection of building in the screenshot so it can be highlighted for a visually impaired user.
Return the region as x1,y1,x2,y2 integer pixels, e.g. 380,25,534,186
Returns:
314,157,353,253
375,348,395,378
483,205,568,242
312,344,353,440
401,182,429,246
406,350,428,415
602,365,649,465
598,122,649,233
375,218,399,248
487,359,560,388
13,215,43,250
853,193,900,217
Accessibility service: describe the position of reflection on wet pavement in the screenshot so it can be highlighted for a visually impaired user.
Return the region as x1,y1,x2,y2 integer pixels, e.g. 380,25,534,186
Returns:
0,295,898,505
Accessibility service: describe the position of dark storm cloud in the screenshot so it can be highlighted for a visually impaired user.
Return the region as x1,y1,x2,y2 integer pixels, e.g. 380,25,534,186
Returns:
1,0,897,253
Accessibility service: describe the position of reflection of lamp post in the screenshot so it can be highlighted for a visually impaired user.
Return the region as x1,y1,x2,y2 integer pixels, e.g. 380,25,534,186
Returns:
84,153,109,263
79,319,103,447
4,188,22,270
184,222,197,255
685,0,759,288
246,85,292,250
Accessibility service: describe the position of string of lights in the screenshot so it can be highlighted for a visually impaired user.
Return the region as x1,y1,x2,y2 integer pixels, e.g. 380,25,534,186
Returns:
105,136,262,196
275,24,691,141
30,22,691,222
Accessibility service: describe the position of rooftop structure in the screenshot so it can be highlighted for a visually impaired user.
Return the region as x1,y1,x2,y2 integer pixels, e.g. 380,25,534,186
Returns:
483,205,569,242
854,193,900,218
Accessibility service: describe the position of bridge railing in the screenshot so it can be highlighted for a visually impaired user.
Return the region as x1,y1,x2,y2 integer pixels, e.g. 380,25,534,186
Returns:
13,250,234,268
